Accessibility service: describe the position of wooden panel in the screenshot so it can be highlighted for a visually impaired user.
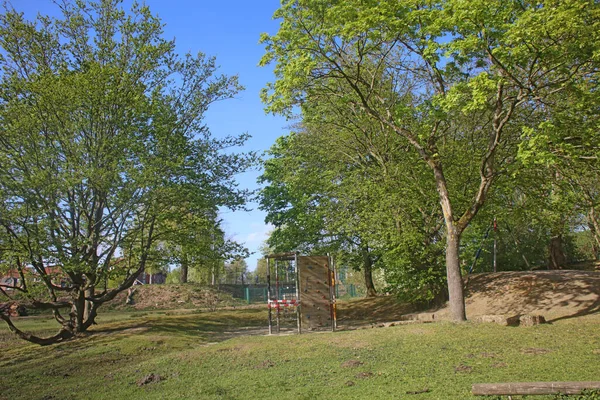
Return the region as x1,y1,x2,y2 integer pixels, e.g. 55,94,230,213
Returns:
298,256,331,330
472,382,600,396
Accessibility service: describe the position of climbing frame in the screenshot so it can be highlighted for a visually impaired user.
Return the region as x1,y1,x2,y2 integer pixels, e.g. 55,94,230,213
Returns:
266,252,336,334
297,256,335,330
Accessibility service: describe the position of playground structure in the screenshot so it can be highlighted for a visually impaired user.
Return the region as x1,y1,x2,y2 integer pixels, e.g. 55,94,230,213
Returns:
266,252,337,334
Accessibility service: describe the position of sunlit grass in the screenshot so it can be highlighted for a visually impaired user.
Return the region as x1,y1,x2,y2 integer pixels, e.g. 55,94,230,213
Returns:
1,308,599,399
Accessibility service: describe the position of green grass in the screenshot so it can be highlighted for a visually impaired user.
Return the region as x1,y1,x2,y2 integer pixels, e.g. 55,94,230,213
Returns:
1,309,599,400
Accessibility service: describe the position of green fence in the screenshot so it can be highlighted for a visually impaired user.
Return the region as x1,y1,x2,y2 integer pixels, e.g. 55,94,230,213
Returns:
223,283,360,304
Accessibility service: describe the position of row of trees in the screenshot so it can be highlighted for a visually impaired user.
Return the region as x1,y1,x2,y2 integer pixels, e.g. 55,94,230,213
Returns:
0,1,252,344
258,0,600,320
169,257,251,285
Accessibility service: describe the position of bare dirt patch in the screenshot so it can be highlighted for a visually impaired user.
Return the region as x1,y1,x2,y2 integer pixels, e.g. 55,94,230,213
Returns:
255,359,275,369
137,373,164,386
341,359,364,368
454,364,473,373
406,388,430,395
336,270,600,326
521,347,551,355
458,270,600,321
107,284,245,311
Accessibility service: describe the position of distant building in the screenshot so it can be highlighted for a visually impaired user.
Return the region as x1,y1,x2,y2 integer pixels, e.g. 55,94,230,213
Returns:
0,269,22,290
136,272,166,285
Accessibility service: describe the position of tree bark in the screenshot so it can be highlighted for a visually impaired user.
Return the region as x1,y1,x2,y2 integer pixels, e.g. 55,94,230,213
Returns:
361,247,377,297
548,235,567,269
83,286,94,322
472,382,600,396
180,256,189,284
0,313,73,345
588,207,600,260
434,165,467,322
445,226,466,321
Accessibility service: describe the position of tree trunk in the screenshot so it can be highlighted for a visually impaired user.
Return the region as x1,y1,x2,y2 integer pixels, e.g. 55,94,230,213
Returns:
434,165,467,322
73,289,86,333
361,247,377,297
83,286,94,322
180,256,189,284
548,235,567,269
445,227,466,321
2,248,152,345
588,207,600,260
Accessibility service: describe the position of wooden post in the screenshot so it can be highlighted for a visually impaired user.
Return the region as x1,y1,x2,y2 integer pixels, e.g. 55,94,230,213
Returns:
493,217,498,273
329,254,337,331
294,252,301,334
267,258,272,335
493,238,497,273
275,259,280,333
473,382,600,396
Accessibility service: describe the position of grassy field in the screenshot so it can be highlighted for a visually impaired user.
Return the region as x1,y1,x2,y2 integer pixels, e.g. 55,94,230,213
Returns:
1,306,599,400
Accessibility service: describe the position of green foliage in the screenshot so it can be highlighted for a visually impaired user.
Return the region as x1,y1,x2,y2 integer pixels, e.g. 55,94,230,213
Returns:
0,0,252,342
382,228,447,305
259,0,600,316
554,390,600,400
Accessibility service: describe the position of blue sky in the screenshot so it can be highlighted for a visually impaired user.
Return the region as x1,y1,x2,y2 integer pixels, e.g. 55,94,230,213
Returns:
17,0,289,271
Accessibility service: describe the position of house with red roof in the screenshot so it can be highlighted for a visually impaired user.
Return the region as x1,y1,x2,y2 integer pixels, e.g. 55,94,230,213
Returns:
0,269,22,290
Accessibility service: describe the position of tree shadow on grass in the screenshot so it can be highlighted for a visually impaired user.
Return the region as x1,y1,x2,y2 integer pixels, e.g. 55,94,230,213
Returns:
89,307,269,343
336,296,418,325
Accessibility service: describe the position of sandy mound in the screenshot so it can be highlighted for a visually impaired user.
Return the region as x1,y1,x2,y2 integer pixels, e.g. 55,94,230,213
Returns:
106,284,244,311
458,270,600,321
338,270,600,324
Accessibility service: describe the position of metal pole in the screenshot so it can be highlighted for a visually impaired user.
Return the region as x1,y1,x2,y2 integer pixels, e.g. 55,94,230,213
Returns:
267,258,272,335
493,217,498,273
295,252,301,334
326,253,334,332
493,239,497,273
331,254,337,331
275,259,280,333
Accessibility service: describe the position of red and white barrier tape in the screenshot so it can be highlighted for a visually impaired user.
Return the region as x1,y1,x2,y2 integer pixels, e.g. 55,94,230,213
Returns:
268,299,299,308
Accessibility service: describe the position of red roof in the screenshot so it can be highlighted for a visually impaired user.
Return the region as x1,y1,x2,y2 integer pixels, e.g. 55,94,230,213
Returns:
44,266,63,275
1,269,21,279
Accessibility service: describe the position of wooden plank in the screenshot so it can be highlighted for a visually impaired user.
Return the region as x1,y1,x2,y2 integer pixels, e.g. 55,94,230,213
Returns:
473,382,600,396
265,252,297,260
298,256,331,330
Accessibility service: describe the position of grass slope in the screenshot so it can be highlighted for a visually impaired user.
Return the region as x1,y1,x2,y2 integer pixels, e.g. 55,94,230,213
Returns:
1,308,599,399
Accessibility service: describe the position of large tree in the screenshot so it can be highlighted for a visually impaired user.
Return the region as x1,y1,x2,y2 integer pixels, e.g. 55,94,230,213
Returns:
259,132,384,297
260,0,600,320
0,0,251,344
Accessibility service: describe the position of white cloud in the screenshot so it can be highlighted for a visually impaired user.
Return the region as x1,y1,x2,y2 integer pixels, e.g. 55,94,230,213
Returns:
244,223,273,245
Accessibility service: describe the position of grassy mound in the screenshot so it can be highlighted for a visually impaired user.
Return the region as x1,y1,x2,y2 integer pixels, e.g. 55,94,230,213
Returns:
106,283,246,311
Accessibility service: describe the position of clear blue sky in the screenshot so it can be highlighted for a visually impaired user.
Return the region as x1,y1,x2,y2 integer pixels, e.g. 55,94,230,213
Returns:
17,0,288,271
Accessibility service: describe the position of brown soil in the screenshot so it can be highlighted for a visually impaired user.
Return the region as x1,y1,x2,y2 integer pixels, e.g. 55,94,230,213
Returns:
459,270,600,321
337,270,600,324
106,284,244,311
341,359,364,368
